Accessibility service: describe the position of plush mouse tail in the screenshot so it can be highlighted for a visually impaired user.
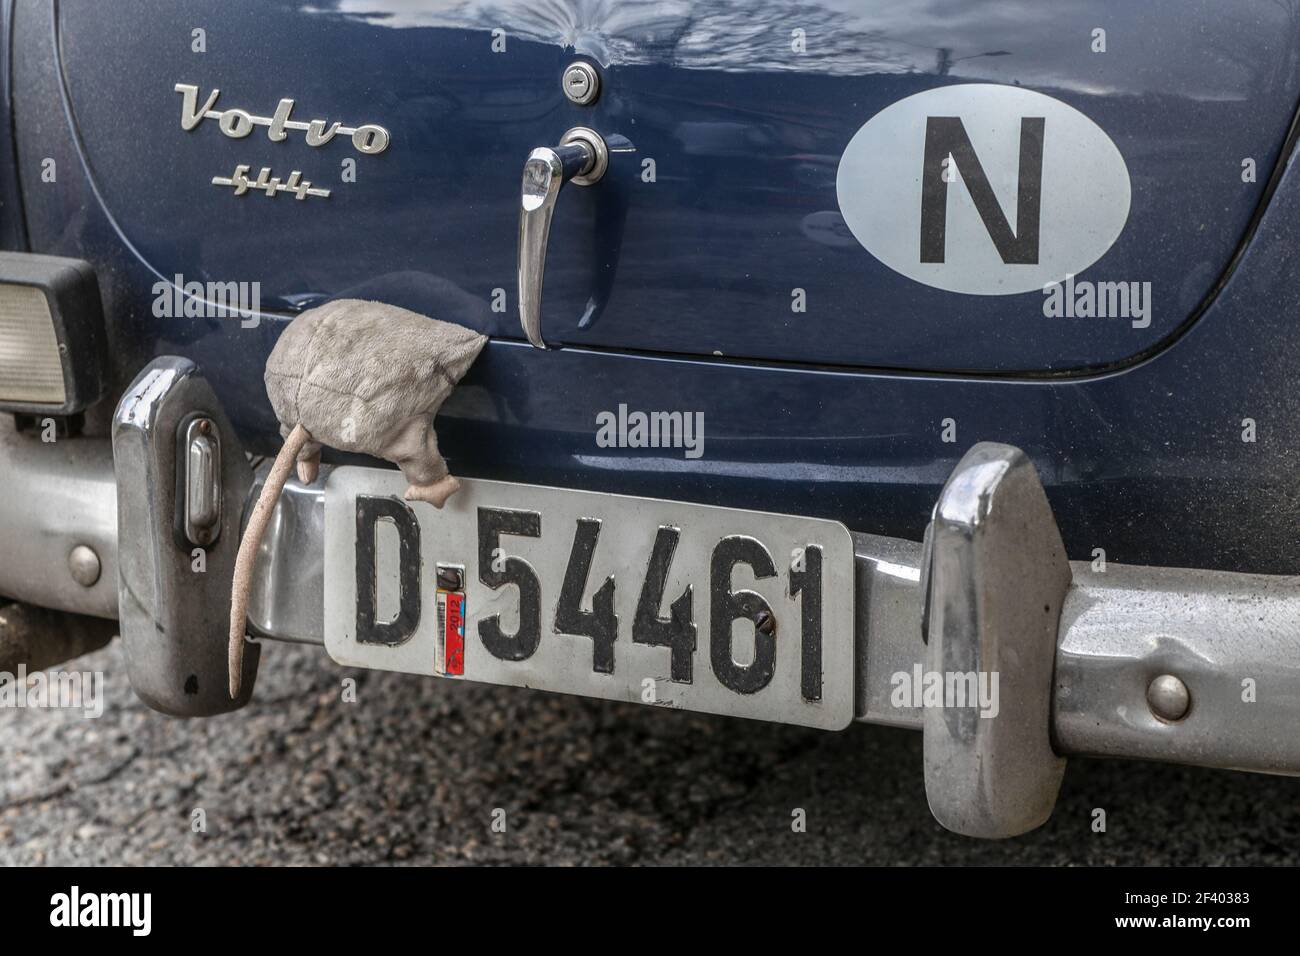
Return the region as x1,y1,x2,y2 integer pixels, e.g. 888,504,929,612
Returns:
229,423,314,698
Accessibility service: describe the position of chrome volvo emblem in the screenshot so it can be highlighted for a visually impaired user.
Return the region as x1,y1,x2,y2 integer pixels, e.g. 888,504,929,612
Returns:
175,82,390,155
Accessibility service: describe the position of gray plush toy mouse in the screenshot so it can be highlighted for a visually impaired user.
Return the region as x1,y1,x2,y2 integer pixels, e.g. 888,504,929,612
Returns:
228,298,487,697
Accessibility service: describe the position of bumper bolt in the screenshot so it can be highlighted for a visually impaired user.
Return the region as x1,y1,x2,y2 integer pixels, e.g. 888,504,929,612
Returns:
68,544,101,587
1146,674,1190,722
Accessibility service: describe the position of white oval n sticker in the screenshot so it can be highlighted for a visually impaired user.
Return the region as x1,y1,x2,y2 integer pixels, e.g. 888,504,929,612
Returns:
836,84,1131,296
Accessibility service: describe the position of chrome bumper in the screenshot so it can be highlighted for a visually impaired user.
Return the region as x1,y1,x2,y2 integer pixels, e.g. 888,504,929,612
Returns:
3,357,1299,837
0,417,117,619
249,473,1300,782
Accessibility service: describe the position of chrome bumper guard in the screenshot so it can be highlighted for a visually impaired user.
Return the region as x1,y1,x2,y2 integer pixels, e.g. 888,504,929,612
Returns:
2,357,1297,837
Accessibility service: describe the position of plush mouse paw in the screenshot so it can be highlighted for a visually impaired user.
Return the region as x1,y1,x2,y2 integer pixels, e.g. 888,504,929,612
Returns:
404,474,461,508
296,455,320,485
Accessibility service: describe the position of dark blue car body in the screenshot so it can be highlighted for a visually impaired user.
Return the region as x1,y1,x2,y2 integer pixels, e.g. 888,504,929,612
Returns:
5,0,1300,573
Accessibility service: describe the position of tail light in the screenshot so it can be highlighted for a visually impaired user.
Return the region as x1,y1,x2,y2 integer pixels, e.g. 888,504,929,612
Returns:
0,253,105,415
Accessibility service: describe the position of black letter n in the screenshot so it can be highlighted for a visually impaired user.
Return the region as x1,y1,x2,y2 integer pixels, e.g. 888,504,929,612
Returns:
919,116,1044,265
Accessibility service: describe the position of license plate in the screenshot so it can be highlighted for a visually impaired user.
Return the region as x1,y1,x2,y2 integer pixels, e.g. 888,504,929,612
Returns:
323,467,855,729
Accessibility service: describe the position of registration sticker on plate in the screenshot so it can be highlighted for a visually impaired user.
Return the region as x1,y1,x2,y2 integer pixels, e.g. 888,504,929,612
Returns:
323,467,856,729
434,564,466,677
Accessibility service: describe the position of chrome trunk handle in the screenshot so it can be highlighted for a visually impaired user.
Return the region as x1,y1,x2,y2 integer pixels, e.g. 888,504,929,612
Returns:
517,127,607,349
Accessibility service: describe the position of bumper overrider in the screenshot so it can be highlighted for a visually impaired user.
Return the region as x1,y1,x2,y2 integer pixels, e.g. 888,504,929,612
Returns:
3,355,1299,838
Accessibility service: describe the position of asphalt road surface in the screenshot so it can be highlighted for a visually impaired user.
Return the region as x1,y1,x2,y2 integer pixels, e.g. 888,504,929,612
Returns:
2,639,1298,865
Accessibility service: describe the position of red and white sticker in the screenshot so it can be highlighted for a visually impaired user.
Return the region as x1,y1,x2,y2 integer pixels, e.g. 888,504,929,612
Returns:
435,565,466,677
